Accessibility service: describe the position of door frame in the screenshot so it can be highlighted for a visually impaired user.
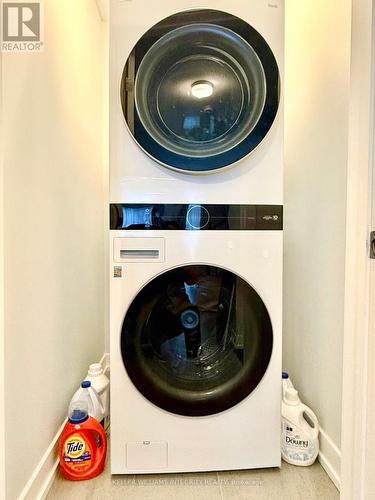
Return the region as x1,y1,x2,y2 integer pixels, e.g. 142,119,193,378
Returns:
0,46,5,500
340,0,375,498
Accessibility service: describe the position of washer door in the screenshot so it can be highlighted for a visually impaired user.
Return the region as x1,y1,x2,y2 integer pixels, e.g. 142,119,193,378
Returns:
121,265,273,416
121,9,280,173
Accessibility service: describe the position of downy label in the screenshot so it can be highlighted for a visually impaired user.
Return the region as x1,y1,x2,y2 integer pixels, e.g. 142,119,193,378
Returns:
281,420,316,463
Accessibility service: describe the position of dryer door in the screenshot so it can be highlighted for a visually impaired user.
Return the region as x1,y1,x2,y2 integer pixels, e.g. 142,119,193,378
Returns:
121,265,273,416
121,9,280,173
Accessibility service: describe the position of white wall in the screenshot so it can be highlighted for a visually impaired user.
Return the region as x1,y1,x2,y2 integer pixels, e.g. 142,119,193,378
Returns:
284,0,352,483
340,0,375,497
2,1,107,498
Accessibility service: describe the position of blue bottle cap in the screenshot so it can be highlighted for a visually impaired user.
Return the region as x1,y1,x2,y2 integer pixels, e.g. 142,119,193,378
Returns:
81,380,91,388
282,372,289,379
68,409,88,424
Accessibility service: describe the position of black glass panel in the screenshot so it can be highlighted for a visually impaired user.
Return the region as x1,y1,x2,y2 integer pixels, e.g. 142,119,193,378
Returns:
121,265,273,416
110,204,283,231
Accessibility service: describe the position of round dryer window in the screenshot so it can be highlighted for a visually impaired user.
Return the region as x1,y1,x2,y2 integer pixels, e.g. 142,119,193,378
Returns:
121,9,280,173
121,265,273,416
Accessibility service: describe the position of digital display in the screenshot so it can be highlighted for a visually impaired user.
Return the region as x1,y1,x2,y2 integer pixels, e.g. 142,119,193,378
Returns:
110,204,283,231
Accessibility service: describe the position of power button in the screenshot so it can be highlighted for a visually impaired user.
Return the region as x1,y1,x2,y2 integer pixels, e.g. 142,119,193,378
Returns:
186,205,210,229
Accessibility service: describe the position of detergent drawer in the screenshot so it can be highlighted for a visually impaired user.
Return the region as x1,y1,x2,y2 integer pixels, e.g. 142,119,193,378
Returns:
114,237,165,263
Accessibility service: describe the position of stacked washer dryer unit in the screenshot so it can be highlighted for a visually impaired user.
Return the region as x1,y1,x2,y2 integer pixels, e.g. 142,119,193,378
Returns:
110,0,284,474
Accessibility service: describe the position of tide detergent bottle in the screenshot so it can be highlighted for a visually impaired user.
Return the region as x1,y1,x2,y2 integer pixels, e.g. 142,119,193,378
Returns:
59,400,107,480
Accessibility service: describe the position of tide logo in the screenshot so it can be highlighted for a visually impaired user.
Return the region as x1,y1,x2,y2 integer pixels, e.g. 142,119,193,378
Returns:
65,435,86,459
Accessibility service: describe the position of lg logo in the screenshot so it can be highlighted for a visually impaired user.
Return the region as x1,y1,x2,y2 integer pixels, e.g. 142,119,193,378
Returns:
1,2,43,51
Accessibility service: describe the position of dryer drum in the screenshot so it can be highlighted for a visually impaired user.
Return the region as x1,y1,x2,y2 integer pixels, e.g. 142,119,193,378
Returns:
121,9,280,172
121,265,273,416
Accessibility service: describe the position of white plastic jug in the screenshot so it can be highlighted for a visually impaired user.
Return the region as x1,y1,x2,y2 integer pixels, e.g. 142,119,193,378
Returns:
281,387,319,466
70,381,105,423
282,372,294,398
85,363,110,419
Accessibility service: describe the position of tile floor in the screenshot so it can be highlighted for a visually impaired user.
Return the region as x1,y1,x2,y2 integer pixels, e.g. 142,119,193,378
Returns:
48,451,339,500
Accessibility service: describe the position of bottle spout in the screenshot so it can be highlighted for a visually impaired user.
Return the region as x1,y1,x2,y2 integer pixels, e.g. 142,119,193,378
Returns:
284,388,300,406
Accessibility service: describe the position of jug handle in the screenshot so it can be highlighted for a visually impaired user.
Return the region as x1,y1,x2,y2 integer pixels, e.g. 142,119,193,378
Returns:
90,422,107,471
302,406,319,436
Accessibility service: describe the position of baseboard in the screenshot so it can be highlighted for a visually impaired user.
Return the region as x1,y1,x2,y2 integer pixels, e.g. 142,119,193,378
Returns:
18,420,65,500
318,427,341,491
18,352,110,500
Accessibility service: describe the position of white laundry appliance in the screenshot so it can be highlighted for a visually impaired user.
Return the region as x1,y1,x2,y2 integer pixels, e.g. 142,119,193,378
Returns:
110,203,283,473
110,0,284,204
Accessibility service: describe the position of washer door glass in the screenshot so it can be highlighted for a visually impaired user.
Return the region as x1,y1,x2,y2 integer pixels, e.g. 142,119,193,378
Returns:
121,10,280,172
121,265,273,416
135,24,265,158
